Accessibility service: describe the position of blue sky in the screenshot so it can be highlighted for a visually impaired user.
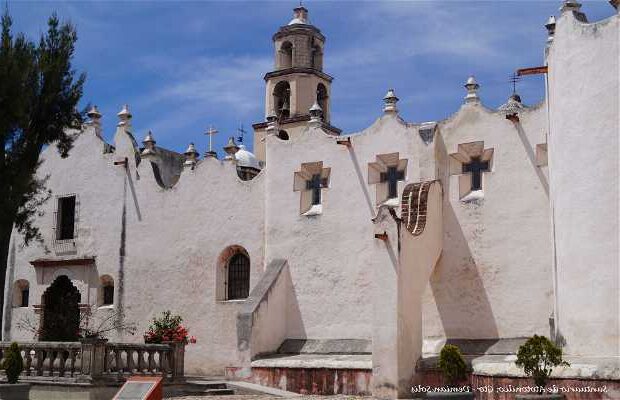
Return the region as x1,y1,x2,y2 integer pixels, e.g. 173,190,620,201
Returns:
9,1,615,155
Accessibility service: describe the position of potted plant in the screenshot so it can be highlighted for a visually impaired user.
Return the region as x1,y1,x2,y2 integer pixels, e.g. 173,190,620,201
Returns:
515,335,570,399
427,344,473,399
144,310,194,345
0,342,31,400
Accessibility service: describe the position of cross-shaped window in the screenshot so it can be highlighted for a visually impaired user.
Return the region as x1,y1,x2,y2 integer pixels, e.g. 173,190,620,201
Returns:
380,166,406,199
368,153,408,205
294,162,331,214
449,141,494,200
462,157,490,191
306,173,329,205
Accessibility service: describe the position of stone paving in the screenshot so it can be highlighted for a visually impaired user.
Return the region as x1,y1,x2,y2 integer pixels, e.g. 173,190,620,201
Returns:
165,396,372,400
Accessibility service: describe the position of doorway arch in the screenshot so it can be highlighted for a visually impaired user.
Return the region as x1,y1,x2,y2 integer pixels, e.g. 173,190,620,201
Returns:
40,275,81,341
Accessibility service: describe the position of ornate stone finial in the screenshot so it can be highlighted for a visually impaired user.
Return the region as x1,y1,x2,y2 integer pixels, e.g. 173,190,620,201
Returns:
183,143,199,168
560,0,582,13
289,6,309,25
383,89,399,114
266,111,278,135
141,131,157,156
223,136,240,160
87,105,102,121
545,15,556,35
309,101,323,127
545,15,557,46
464,76,481,104
117,104,132,127
499,93,525,123
87,105,102,136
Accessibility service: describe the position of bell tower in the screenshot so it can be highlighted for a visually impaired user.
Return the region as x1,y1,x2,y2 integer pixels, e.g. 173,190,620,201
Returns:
253,6,340,162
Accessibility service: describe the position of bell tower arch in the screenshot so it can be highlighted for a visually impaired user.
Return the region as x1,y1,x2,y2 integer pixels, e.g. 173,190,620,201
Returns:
253,6,340,162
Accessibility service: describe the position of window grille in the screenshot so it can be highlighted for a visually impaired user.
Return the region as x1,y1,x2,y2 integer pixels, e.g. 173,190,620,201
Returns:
227,253,250,300
103,285,114,305
21,288,29,307
53,194,79,254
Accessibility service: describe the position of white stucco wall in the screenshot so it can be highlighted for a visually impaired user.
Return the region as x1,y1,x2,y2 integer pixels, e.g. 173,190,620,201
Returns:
6,123,266,375
547,11,619,357
421,101,553,349
264,114,434,342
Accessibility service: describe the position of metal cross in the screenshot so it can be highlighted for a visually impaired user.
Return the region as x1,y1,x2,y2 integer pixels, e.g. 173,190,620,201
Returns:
462,157,490,191
204,125,218,153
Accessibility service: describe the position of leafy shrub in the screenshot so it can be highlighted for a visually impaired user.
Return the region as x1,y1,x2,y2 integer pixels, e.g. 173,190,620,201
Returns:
438,344,468,386
144,311,193,345
516,335,569,392
2,342,24,384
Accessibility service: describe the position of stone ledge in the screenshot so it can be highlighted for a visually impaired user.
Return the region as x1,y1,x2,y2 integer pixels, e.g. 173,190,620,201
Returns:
251,354,372,370
278,339,371,355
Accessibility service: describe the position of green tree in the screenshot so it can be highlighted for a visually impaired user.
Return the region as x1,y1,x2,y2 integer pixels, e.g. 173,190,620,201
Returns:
438,344,468,387
516,335,570,394
2,342,24,383
0,9,85,336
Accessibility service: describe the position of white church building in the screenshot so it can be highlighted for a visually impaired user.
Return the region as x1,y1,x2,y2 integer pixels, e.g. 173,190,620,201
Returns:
3,2,619,398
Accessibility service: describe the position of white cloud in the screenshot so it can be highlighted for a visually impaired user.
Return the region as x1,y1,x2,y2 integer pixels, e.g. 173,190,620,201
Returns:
134,54,271,136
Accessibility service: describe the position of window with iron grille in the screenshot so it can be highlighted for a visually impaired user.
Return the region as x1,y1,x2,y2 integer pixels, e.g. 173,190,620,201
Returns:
56,195,77,240
20,288,29,307
227,253,250,300
103,284,114,305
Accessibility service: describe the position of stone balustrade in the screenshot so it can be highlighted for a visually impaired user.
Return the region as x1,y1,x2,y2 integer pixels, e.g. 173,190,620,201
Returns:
0,340,185,384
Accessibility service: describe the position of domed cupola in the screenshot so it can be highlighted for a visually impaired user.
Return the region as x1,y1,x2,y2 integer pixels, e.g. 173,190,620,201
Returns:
235,145,262,181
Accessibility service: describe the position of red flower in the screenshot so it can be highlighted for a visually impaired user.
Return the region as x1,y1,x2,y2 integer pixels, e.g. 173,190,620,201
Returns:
190,336,197,344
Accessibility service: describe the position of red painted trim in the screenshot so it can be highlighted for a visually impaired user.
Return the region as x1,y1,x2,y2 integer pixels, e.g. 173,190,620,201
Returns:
30,257,95,268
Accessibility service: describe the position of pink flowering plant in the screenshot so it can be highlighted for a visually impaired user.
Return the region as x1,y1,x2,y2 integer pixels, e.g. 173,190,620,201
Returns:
144,311,196,345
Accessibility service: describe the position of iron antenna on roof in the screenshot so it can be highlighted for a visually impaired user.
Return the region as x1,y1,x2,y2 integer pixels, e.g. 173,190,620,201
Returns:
237,124,247,144
509,73,522,95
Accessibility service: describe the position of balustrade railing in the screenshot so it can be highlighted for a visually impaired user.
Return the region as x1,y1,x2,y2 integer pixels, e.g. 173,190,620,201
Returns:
0,340,184,384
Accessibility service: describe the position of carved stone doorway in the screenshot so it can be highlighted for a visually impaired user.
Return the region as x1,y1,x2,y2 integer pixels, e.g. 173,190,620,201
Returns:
40,275,81,341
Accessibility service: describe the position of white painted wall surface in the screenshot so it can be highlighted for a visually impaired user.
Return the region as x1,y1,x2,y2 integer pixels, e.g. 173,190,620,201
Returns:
6,123,266,375
547,11,619,357
423,101,553,347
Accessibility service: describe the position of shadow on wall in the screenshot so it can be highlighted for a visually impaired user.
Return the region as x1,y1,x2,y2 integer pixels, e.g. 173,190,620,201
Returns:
514,122,549,197
430,134,499,340
286,265,306,340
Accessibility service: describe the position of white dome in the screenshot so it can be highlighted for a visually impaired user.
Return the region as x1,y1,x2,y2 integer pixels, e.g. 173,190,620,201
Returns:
235,145,261,170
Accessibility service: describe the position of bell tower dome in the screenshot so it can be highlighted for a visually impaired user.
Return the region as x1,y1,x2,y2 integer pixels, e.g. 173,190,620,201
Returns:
253,6,340,162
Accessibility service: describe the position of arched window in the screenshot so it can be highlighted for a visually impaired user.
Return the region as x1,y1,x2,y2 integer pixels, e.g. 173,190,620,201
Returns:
311,44,323,70
273,81,291,119
317,84,328,116
216,246,251,301
278,130,289,140
280,41,293,69
13,280,29,307
227,253,250,300
99,275,114,306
